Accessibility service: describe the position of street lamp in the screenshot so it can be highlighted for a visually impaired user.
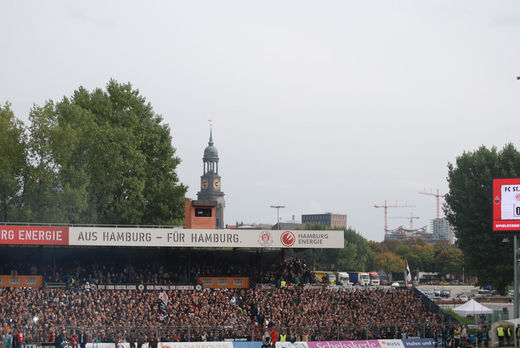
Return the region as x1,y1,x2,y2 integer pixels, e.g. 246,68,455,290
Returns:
270,205,285,230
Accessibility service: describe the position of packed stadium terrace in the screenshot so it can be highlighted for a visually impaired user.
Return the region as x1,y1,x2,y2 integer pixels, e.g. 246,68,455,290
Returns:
0,285,443,344
0,248,311,287
0,250,446,344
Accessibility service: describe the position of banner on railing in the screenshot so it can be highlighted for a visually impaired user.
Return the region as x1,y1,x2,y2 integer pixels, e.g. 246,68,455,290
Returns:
378,340,405,348
159,343,233,348
232,343,263,348
401,339,435,348
199,277,249,289
95,284,195,291
85,344,116,348
276,342,309,348
307,340,381,348
0,275,42,287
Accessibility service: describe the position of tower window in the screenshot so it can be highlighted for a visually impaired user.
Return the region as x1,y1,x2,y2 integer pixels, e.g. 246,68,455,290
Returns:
195,208,212,217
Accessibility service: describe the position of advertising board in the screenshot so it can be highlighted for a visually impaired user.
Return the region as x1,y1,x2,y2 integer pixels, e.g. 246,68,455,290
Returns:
401,339,435,348
493,178,520,231
307,340,381,348
0,275,43,287
0,225,69,245
0,225,343,248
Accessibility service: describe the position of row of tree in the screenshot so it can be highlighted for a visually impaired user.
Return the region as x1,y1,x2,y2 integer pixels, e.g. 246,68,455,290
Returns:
300,227,463,281
0,80,186,225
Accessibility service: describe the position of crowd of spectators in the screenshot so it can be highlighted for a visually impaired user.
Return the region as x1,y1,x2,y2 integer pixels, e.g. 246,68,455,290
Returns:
259,258,313,285
0,257,316,289
0,284,445,345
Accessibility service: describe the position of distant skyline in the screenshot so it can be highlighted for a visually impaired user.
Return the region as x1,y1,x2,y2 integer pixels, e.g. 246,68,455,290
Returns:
1,1,519,241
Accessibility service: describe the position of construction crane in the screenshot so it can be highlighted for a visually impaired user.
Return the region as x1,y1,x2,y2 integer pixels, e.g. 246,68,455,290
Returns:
419,188,445,218
374,200,415,233
389,212,420,230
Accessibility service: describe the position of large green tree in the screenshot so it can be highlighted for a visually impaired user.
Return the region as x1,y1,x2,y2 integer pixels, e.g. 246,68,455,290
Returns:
22,80,187,224
0,102,27,221
445,144,520,293
375,251,403,281
433,241,463,278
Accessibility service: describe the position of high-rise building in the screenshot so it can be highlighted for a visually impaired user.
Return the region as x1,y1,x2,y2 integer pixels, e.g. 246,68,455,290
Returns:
301,213,347,229
197,126,225,228
431,218,451,243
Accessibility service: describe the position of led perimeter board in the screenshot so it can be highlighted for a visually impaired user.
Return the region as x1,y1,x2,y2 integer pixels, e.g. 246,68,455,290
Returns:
493,178,520,232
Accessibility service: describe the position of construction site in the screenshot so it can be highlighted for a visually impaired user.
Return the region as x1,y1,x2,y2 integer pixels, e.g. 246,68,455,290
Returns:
375,189,454,244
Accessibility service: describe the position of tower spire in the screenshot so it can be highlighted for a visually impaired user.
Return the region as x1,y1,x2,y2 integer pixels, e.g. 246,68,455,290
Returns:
208,119,213,146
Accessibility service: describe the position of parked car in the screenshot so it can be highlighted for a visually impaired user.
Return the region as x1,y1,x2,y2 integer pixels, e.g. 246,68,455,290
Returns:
434,288,441,297
391,282,400,287
458,294,468,302
441,289,451,298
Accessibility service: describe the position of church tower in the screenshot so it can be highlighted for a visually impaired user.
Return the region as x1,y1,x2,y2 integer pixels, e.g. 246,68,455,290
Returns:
197,123,225,228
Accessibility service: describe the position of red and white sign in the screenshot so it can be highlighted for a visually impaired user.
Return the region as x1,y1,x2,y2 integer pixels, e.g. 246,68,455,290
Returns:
493,178,520,231
280,230,295,247
0,225,69,245
0,225,343,248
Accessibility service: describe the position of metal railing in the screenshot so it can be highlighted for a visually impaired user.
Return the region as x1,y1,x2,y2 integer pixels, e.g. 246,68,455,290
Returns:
1,323,443,344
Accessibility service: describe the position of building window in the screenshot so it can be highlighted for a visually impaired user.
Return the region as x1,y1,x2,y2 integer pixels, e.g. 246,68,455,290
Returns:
195,208,212,217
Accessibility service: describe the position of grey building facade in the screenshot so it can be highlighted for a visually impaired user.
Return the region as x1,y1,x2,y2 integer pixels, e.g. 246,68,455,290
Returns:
301,213,347,229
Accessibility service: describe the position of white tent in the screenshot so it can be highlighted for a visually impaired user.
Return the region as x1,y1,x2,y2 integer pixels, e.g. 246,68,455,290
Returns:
453,299,493,316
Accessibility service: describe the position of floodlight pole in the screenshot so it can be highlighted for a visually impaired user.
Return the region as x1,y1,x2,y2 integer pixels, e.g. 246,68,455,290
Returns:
513,233,520,316
270,205,285,230
515,234,519,348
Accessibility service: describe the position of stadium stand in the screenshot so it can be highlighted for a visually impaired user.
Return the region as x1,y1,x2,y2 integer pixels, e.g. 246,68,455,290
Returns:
0,247,451,346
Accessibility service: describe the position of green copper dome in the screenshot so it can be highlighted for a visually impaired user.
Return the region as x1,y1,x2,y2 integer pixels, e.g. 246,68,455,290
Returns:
203,128,218,160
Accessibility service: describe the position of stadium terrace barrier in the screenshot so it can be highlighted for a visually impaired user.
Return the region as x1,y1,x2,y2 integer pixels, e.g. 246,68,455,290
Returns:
8,339,436,348
6,323,439,345
411,287,457,324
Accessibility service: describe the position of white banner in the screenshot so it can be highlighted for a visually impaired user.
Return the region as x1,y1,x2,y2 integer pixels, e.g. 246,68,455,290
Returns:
69,228,343,249
159,343,233,348
276,342,309,348
86,344,116,348
378,340,405,348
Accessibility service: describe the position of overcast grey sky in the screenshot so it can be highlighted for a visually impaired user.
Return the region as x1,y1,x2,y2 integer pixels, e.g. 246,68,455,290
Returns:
1,1,519,241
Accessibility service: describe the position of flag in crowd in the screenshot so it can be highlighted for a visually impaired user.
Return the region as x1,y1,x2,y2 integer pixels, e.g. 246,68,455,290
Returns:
404,258,412,286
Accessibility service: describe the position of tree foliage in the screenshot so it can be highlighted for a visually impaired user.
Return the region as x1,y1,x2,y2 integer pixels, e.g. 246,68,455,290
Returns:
0,102,27,221
3,80,187,225
445,144,520,293
375,251,403,279
297,225,462,281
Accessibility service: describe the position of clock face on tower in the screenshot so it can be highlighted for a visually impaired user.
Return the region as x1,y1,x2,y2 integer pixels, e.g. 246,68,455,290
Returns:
213,179,220,190
201,179,208,189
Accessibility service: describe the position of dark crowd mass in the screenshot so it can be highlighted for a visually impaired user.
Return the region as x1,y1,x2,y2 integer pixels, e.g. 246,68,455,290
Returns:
0,285,444,345
0,253,449,346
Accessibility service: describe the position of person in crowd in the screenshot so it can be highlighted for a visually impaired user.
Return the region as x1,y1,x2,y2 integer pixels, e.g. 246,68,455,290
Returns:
453,323,461,348
70,331,78,348
4,330,12,348
482,326,489,347
15,329,23,348
79,330,88,348
516,324,520,348
55,329,63,348
497,324,505,347
460,324,467,348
